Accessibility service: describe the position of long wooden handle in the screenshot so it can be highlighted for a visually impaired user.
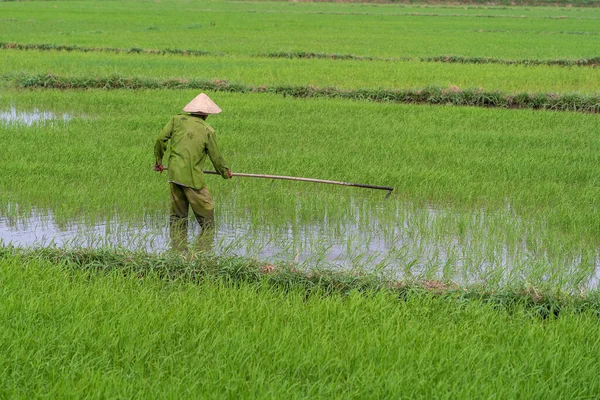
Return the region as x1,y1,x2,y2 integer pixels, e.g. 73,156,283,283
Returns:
161,167,394,195
203,170,394,192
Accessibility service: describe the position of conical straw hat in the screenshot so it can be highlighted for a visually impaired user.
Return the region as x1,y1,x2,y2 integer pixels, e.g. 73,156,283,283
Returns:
183,93,222,114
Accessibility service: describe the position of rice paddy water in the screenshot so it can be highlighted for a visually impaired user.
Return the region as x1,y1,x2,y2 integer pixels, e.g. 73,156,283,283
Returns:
0,106,74,126
2,198,599,291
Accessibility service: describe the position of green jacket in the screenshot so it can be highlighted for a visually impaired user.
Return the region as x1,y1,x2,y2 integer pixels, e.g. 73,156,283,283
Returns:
155,114,229,189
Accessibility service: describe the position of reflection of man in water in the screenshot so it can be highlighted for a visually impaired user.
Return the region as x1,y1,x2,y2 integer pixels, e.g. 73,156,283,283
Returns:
153,93,232,253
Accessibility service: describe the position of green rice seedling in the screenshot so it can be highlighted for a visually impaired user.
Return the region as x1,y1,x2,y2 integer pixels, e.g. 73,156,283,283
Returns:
2,248,600,398
2,1,600,59
4,50,600,95
8,42,600,67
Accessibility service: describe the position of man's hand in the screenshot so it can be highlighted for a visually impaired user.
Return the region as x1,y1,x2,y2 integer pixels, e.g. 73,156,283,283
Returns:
154,163,165,173
226,168,233,179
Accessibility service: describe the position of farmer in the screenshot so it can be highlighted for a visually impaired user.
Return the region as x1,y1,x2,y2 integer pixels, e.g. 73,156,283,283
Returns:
154,93,232,252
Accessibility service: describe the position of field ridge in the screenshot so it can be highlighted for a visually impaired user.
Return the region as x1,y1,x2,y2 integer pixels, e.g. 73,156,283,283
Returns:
258,0,600,7
4,42,600,67
228,9,600,19
4,246,598,318
12,73,600,113
262,50,600,66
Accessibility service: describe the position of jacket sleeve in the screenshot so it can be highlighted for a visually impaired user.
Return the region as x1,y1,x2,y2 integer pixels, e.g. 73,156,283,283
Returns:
206,130,230,179
154,118,174,164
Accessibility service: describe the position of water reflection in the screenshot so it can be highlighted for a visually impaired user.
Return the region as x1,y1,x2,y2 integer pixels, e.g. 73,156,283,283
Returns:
0,106,73,126
1,204,598,291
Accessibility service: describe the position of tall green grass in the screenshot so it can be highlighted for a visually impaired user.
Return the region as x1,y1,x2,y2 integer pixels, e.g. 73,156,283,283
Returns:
2,0,600,58
273,0,600,5
4,50,600,95
2,252,600,398
6,42,600,67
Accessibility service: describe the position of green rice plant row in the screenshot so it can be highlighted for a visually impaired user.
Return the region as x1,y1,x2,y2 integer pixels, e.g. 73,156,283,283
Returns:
14,74,600,114
3,0,600,59
261,0,600,6
4,42,600,67
3,246,598,318
0,42,217,57
5,49,600,94
3,252,600,398
263,50,600,67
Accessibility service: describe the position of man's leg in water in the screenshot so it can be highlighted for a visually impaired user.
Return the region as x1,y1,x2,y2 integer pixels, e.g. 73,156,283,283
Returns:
169,182,189,253
184,185,215,254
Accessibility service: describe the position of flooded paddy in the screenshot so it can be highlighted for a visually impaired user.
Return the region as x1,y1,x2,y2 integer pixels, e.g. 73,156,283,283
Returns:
2,199,598,291
0,106,73,126
2,90,600,293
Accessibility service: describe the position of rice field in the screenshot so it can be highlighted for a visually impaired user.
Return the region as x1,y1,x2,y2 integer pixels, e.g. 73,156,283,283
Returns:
3,253,600,398
5,49,600,94
2,0,600,397
3,0,600,58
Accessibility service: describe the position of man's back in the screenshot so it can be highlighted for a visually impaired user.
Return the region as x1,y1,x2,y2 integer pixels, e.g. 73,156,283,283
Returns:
155,113,229,189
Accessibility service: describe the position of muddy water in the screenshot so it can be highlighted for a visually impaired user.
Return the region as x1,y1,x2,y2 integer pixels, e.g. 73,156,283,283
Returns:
1,204,598,291
0,106,73,125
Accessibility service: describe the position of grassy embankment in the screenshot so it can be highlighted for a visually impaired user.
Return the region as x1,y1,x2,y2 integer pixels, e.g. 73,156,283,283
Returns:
2,248,600,398
10,73,600,113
